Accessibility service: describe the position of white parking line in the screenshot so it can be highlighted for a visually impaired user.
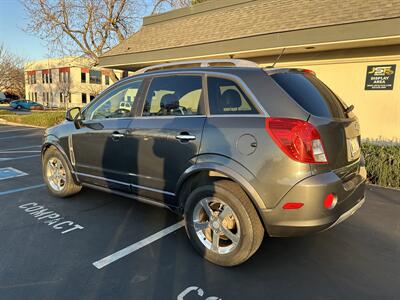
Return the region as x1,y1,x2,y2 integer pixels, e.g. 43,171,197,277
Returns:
3,145,41,151
0,184,45,196
0,154,40,161
0,150,41,153
93,220,185,269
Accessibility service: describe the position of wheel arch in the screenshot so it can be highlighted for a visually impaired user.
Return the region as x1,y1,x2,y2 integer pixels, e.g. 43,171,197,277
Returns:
42,138,80,184
176,162,268,229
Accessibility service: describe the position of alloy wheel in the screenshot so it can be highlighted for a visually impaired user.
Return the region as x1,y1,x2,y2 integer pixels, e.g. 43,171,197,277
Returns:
192,197,241,254
46,157,67,192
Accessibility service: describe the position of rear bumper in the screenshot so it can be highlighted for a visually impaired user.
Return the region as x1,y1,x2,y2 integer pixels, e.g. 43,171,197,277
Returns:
261,167,366,237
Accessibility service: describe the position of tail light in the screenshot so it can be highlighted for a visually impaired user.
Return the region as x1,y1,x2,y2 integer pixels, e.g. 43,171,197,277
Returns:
302,69,316,76
265,117,328,164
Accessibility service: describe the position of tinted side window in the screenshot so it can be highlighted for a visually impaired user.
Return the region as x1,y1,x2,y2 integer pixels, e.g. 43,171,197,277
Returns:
271,73,346,119
207,77,257,115
85,80,142,120
143,75,203,116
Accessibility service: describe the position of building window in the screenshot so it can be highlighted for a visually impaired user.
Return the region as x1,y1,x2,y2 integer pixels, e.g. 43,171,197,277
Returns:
90,95,95,102
59,71,69,83
49,72,52,84
42,72,50,84
34,92,37,101
82,93,87,104
89,70,101,84
27,73,36,85
60,93,63,103
105,75,110,85
81,72,86,83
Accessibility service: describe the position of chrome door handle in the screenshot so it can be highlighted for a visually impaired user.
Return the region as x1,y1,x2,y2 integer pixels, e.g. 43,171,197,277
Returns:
176,135,196,141
112,133,125,139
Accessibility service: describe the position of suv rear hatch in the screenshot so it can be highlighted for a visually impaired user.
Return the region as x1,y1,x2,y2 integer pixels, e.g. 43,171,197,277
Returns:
270,70,361,181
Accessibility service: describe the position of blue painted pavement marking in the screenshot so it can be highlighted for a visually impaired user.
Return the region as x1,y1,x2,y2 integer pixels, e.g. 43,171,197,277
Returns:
0,167,28,180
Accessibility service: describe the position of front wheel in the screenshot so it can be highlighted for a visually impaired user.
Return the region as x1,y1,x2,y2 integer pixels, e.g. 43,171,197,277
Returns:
42,147,82,197
184,180,264,266
16,105,22,110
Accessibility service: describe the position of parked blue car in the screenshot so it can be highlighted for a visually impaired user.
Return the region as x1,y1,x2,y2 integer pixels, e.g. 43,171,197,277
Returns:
10,100,44,110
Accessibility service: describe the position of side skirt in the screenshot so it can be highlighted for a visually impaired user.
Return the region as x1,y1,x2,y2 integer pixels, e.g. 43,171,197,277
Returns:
81,183,180,214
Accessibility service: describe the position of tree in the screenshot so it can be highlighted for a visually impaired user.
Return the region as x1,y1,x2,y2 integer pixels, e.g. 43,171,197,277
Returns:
0,44,25,98
23,0,190,81
151,0,208,14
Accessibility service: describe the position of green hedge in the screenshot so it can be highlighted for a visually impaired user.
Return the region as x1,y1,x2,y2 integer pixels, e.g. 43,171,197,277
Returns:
362,142,400,189
0,111,65,127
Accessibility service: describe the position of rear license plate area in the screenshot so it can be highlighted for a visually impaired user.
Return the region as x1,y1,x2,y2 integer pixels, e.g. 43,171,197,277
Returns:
346,137,360,161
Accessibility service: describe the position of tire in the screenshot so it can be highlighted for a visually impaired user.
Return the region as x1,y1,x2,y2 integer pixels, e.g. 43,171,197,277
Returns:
42,147,81,197
184,179,264,267
16,105,22,110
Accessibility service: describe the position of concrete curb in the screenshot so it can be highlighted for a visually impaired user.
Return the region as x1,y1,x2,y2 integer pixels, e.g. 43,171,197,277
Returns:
0,118,46,129
366,183,400,192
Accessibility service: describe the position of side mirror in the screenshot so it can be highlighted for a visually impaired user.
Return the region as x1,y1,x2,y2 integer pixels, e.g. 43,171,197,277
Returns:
66,107,84,129
65,107,81,121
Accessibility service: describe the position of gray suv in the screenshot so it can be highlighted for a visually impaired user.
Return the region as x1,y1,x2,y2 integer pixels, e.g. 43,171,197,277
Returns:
42,59,366,266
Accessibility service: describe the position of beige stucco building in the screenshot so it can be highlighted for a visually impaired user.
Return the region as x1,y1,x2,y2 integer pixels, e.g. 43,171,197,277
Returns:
98,0,400,142
25,57,123,108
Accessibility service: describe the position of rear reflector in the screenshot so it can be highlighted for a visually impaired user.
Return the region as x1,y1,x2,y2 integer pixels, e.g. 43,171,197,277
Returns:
265,117,328,164
283,202,304,209
324,193,337,209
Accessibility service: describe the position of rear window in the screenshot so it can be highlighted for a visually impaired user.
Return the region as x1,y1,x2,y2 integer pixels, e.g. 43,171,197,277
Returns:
271,72,346,119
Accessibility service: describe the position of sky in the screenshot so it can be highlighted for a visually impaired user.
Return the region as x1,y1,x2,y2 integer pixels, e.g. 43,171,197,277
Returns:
0,0,49,60
0,0,160,62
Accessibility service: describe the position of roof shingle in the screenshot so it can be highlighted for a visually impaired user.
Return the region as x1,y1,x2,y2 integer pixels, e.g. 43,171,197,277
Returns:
102,0,400,58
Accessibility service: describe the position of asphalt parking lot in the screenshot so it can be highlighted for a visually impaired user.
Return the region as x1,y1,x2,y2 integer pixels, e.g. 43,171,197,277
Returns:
0,124,399,300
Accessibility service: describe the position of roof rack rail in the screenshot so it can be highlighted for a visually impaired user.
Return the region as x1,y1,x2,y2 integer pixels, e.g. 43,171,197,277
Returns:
134,59,259,75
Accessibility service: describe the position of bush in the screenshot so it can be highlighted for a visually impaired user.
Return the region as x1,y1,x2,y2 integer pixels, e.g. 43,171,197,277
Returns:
362,142,400,189
0,111,65,127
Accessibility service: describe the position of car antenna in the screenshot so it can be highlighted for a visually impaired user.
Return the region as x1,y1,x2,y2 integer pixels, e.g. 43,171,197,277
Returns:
269,48,286,68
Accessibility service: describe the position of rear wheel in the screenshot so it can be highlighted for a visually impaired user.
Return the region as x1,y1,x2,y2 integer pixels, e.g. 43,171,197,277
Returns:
184,180,264,266
43,147,81,197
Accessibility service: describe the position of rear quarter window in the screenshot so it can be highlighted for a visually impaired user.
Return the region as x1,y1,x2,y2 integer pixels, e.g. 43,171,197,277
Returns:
207,77,258,115
271,72,346,119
